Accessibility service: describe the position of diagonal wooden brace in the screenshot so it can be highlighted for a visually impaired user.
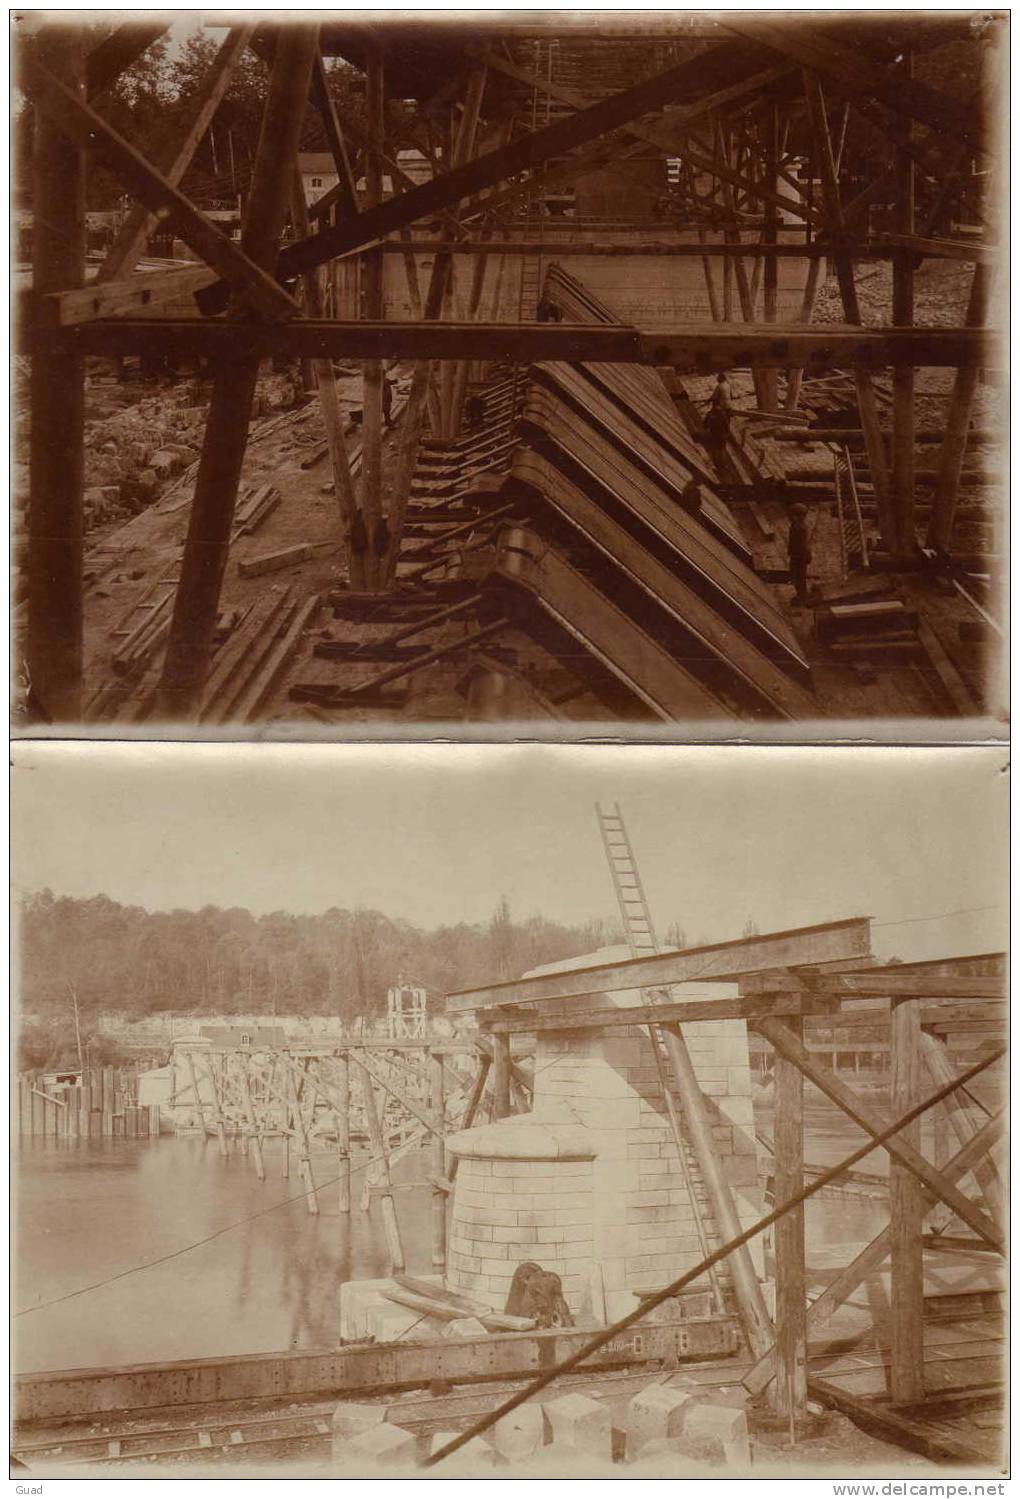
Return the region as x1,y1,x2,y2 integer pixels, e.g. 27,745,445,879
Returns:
755,1017,1004,1253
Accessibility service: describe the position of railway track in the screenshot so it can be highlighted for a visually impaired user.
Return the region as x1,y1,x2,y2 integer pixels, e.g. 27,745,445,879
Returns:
13,1327,1004,1470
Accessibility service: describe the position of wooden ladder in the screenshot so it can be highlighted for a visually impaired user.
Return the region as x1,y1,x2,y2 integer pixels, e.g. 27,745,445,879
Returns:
594,800,727,1311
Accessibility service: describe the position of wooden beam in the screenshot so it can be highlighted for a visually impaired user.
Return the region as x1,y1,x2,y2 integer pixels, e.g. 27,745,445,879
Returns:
754,1018,1005,1253
85,22,169,99
660,1023,776,1361
53,317,992,369
335,1051,351,1213
890,997,924,1402
25,23,86,723
728,20,993,158
874,232,999,265
97,25,254,283
309,53,359,218
801,68,894,549
772,1009,807,1418
891,68,917,557
491,1033,511,1120
485,992,837,1034
33,263,217,327
926,264,994,551
266,43,806,281
352,1056,404,1272
156,25,319,717
288,158,365,589
920,1033,1003,1221
742,971,1003,1001
449,918,873,1013
22,52,298,323
360,45,385,591
429,1052,446,1271
743,1108,1005,1397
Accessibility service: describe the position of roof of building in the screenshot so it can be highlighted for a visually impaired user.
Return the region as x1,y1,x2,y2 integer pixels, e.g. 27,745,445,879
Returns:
297,153,338,175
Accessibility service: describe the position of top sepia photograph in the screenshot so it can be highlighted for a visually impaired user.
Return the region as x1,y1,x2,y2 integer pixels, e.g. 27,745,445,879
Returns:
11,9,1008,738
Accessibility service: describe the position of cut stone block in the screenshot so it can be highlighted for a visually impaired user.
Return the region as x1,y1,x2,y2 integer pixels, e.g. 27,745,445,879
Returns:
491,1404,544,1461
339,1278,393,1341
331,1401,385,1457
345,1422,417,1467
368,1301,446,1343
679,1393,751,1467
542,1391,612,1457
444,1316,488,1338
429,1430,501,1467
626,1382,695,1460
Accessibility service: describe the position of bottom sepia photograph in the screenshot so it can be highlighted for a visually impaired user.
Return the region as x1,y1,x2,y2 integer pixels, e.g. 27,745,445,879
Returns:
9,742,1008,1482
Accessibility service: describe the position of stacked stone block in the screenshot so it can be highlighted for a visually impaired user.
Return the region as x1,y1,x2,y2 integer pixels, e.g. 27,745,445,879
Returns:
448,1153,595,1308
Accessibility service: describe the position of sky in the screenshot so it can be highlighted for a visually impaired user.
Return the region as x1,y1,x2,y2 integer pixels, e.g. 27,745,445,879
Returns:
11,742,1007,964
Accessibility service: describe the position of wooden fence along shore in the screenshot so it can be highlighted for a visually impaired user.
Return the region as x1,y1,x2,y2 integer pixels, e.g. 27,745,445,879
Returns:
14,1066,161,1140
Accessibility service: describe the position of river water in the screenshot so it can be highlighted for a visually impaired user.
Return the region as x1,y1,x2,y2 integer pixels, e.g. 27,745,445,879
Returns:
14,1125,888,1376
14,1135,435,1375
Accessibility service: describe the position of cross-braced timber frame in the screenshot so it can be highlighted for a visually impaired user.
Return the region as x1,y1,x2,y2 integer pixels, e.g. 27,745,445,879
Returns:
16,15,1003,720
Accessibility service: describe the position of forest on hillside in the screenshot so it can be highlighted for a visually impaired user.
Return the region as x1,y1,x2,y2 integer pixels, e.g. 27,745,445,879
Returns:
16,888,630,1031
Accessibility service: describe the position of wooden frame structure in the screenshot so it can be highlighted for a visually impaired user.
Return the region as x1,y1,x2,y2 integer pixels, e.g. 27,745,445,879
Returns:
450,924,1005,1449
16,15,1002,720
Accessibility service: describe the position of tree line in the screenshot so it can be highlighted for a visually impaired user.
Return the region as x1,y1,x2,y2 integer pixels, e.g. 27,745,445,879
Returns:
17,888,623,1034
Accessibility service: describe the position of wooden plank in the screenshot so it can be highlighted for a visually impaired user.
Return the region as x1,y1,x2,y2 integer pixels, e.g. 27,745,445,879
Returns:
486,992,838,1034
917,618,980,717
890,997,924,1402
773,1010,807,1418
808,1378,996,1467
23,52,299,323
52,317,994,368
237,544,315,578
926,264,995,551
755,1018,1005,1253
448,917,873,1012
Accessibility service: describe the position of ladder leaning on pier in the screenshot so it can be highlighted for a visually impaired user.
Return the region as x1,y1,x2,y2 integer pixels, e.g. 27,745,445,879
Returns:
595,801,726,1312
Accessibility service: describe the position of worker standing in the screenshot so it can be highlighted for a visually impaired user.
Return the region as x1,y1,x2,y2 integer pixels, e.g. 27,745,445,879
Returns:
787,502,812,607
680,476,703,517
710,371,733,412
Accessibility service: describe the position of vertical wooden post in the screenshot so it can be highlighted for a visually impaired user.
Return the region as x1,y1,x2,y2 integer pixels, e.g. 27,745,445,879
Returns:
236,1056,266,1180
803,72,895,546
336,1050,351,1213
920,1032,1002,1218
359,46,386,590
429,1049,447,1270
26,22,85,722
157,26,319,714
284,1056,319,1215
698,229,722,322
491,1033,512,1121
891,60,916,557
772,1012,807,1421
925,264,993,551
890,996,924,1403
354,1056,405,1271
448,1051,491,1184
761,104,780,411
662,1023,774,1360
289,164,365,590
203,1053,229,1155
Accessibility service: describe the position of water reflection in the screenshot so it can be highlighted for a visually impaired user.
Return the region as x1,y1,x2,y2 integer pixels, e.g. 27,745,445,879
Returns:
14,1136,434,1373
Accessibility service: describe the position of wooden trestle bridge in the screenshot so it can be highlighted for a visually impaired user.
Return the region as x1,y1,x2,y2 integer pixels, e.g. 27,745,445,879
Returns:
174,1033,531,1274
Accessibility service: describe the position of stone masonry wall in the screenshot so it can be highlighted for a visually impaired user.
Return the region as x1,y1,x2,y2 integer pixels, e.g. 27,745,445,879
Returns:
447,1154,595,1309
